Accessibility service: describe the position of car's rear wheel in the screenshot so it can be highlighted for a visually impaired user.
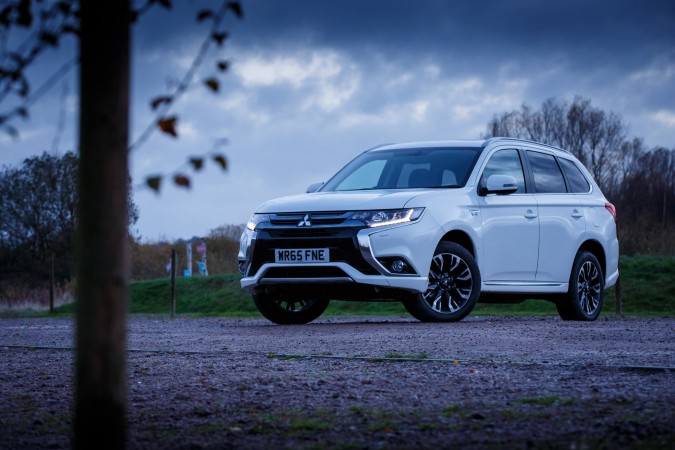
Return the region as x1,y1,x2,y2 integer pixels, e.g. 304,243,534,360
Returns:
403,242,480,322
252,293,329,324
557,251,604,321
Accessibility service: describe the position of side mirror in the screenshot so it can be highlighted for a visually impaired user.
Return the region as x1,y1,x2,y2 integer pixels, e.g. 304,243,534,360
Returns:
481,174,518,196
306,182,324,193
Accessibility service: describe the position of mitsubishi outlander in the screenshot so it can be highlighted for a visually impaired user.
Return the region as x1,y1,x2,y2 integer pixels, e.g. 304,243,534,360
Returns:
239,138,619,324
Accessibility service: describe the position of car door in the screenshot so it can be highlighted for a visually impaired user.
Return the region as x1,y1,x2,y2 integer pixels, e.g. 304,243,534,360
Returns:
525,150,586,283
478,148,539,283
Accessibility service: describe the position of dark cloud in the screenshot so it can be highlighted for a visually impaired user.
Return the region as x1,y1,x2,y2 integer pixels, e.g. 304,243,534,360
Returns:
5,0,673,239
231,0,674,71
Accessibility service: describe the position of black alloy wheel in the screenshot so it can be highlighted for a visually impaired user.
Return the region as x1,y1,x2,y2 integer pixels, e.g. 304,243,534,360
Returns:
403,242,480,322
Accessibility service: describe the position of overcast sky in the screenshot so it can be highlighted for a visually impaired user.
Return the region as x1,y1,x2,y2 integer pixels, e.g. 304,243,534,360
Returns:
2,0,674,241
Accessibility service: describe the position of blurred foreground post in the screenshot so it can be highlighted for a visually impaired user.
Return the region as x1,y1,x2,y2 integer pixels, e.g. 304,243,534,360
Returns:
74,1,130,448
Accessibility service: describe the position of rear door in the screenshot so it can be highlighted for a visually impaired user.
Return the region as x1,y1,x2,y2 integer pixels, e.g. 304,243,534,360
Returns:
525,150,586,283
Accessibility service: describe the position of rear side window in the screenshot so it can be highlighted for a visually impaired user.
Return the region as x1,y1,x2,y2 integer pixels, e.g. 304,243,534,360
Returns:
527,151,567,194
559,158,591,193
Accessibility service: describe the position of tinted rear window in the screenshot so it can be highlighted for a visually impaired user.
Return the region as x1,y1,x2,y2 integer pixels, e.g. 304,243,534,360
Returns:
559,158,591,193
527,151,567,194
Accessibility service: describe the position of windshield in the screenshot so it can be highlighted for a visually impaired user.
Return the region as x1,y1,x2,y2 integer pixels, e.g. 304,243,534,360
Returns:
322,147,482,192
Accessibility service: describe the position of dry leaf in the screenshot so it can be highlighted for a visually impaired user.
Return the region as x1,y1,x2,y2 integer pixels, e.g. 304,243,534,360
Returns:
212,154,228,171
196,9,214,22
227,1,243,18
204,78,219,92
189,157,204,171
158,116,178,137
174,174,190,188
146,176,162,192
150,96,172,110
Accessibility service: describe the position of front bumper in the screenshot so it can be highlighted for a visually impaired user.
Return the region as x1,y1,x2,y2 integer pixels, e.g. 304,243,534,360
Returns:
239,219,435,298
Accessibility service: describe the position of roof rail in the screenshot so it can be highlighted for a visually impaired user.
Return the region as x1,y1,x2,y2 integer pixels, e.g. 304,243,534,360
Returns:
483,137,570,153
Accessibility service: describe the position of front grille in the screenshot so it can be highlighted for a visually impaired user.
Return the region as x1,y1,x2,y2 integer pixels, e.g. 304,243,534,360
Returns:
248,228,378,276
270,211,353,227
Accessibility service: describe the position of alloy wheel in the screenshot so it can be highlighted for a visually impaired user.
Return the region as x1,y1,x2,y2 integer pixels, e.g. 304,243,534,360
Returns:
423,252,473,314
577,260,602,316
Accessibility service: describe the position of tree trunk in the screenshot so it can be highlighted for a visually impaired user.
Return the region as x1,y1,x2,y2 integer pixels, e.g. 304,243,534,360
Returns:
75,2,130,449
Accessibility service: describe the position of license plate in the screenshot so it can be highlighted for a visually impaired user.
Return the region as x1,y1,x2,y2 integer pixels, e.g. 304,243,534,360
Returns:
275,248,330,263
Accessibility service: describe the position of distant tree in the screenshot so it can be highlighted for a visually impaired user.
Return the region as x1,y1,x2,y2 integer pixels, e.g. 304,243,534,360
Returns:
0,152,77,282
0,151,139,284
484,96,627,191
209,223,245,241
615,147,675,254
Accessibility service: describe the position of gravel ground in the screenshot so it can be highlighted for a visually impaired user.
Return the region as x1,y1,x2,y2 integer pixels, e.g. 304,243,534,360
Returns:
0,315,673,449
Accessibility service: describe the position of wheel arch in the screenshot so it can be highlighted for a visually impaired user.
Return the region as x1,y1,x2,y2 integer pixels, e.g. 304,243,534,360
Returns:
577,239,607,280
438,229,476,257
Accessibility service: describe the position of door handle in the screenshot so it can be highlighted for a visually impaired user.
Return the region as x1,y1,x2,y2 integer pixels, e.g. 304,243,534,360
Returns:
524,210,538,219
571,209,583,218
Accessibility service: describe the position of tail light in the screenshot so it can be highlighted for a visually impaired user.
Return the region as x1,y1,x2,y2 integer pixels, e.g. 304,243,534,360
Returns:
605,203,617,223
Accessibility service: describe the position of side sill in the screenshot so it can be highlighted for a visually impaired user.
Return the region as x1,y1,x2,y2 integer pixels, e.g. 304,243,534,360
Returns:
482,282,568,294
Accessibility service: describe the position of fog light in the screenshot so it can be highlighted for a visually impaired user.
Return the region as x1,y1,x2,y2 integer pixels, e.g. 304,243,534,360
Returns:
376,257,417,275
391,260,406,273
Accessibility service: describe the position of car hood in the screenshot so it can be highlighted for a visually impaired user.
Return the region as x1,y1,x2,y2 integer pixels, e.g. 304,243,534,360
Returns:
256,190,426,213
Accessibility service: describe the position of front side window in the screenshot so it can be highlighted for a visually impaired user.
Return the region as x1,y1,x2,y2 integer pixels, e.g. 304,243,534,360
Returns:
559,158,591,193
479,149,526,194
527,151,567,194
322,147,482,192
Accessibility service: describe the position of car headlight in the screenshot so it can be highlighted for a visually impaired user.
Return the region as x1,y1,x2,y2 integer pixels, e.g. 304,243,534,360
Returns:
351,208,424,228
246,213,270,231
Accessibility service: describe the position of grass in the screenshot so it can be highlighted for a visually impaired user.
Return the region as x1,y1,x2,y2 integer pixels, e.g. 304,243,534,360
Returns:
45,255,674,317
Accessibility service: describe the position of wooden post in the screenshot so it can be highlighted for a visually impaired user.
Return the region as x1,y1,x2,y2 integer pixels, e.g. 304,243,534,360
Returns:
615,273,622,316
170,249,176,318
615,223,622,316
49,253,55,314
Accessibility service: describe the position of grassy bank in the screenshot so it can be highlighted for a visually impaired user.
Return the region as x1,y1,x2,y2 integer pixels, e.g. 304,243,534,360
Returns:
51,255,674,317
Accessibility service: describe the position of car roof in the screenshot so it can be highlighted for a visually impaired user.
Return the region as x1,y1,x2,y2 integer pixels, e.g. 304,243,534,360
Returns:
368,137,570,154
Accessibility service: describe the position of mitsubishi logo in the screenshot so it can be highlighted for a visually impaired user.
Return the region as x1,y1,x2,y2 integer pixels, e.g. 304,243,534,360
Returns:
298,214,312,227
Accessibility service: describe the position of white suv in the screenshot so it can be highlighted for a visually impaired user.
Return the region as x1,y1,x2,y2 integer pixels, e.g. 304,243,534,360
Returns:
239,138,619,324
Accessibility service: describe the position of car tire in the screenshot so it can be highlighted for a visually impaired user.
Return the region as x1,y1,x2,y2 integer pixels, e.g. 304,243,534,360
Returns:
556,251,604,321
252,293,329,325
403,242,480,322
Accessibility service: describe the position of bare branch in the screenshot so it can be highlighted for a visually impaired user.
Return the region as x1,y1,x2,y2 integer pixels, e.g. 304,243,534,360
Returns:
128,0,240,152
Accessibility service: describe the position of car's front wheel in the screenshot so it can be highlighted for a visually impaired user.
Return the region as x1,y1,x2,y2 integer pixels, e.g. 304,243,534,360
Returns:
252,293,329,324
403,242,480,322
556,251,604,321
